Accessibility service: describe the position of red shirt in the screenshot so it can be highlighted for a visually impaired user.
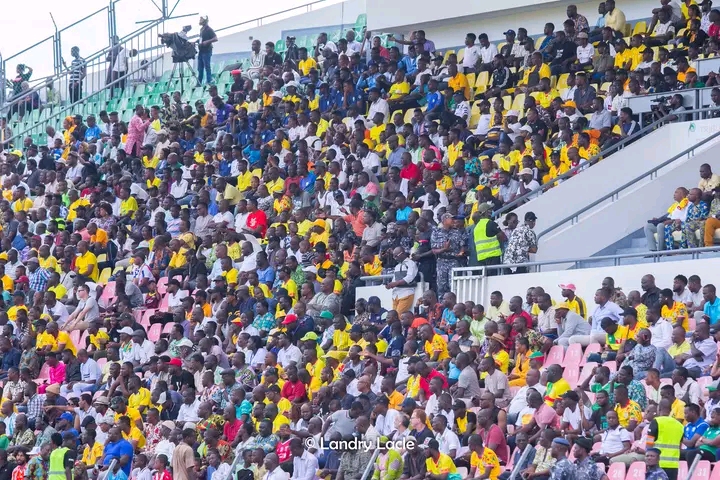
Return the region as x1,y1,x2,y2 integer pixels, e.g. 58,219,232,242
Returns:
223,418,243,443
276,438,292,463
478,424,508,463
246,210,267,237
508,311,533,329
710,23,720,39
281,379,307,402
400,162,421,182
153,471,172,480
419,369,448,398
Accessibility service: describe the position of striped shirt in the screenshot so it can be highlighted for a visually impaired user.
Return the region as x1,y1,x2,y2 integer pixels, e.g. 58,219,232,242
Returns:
70,57,85,82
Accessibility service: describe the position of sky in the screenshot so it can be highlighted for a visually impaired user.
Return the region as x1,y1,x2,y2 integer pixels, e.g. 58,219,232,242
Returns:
1,0,315,79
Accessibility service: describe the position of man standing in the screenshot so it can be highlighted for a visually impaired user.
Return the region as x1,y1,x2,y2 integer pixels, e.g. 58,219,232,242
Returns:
548,437,576,480
471,204,504,271
431,214,466,299
67,47,86,103
172,428,197,480
503,212,538,274
646,399,683,480
386,247,418,314
197,16,218,85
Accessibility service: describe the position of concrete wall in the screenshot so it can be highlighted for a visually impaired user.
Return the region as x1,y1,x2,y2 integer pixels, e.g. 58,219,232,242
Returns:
366,0,657,46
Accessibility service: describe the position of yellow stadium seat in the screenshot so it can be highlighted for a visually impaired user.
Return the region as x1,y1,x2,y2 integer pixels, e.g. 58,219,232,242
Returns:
535,36,545,49
443,50,455,63
511,93,526,111
502,95,512,110
497,42,506,53
651,46,659,60
676,28,686,39
556,73,570,90
474,71,490,88
599,82,611,93
633,21,647,35
469,104,481,129
457,49,465,63
624,23,631,37
558,87,568,98
466,72,476,90
97,254,107,263
550,75,557,89
98,268,112,286
403,109,414,123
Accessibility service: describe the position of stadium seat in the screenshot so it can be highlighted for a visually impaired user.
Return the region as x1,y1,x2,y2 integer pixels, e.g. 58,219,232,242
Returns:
562,343,583,367
556,73,570,90
691,460,712,480
581,343,602,364
98,268,112,286
69,330,81,348
148,323,163,342
162,322,175,334
511,93,525,111
632,21,647,35
579,362,597,384
603,361,617,373
157,276,170,294
96,358,107,370
544,345,564,366
564,365,580,388
443,50,455,63
606,463,625,480
710,462,720,480
141,309,156,326
679,461,688,479
626,462,645,479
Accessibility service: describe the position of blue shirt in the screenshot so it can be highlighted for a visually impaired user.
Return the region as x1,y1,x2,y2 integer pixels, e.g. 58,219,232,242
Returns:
426,91,443,112
216,104,234,125
103,439,134,475
590,301,624,332
84,125,102,142
705,297,720,324
398,56,418,74
257,266,275,285
395,206,413,222
684,417,709,440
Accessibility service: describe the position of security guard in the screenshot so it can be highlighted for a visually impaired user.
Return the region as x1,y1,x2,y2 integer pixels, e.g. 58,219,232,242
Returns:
647,398,684,480
431,213,466,298
471,203,504,272
48,431,75,480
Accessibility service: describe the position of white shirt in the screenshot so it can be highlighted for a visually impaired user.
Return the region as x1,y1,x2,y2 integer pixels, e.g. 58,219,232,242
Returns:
80,358,102,383
167,290,188,309
46,132,64,149
238,252,257,273
479,44,499,64
362,152,382,173
264,466,289,480
649,318,673,350
508,384,547,416
599,426,632,455
376,408,399,436
462,45,482,69
577,44,595,64
392,258,418,299
474,114,491,136
43,302,69,326
673,288,693,306
176,399,201,422
112,47,129,73
435,428,461,457
368,99,390,122
169,179,189,199
561,404,592,431
674,379,703,404
277,344,302,368
291,450,319,480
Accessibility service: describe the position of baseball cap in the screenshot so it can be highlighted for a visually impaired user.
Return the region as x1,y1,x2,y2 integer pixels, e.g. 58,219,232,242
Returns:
558,283,576,291
368,296,381,305
118,327,134,336
577,32,589,39
506,109,520,117
301,332,319,341
555,302,571,310
563,100,577,108
168,358,182,367
525,212,538,221
519,168,533,176
350,324,363,334
59,412,74,423
319,311,334,320
281,314,298,325
503,29,516,36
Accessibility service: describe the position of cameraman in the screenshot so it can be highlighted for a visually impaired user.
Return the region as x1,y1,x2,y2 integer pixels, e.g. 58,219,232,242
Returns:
653,94,688,123
285,36,299,63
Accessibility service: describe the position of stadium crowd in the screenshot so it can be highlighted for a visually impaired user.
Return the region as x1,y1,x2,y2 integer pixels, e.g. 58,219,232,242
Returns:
0,1,720,480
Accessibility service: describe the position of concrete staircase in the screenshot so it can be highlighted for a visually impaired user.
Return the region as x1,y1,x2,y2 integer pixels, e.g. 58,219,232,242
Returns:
577,229,720,269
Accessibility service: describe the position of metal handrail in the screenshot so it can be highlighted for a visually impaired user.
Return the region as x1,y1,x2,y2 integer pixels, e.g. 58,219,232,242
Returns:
508,445,534,480
536,128,720,242
452,246,720,276
492,106,720,219
2,17,165,113
4,55,165,147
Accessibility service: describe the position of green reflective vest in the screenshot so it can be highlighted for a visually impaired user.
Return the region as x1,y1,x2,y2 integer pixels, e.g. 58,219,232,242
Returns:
49,446,69,480
654,415,684,469
473,218,502,261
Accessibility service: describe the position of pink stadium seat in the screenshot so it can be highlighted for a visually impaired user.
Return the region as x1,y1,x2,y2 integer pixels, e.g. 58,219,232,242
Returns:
562,343,583,368
697,376,713,391
37,363,49,380
79,331,89,347
157,276,169,294
148,323,162,342
688,316,696,332
69,330,81,347
544,345,564,366
133,309,144,323
603,361,617,373
585,392,596,403
579,362,598,385
141,309,156,326
158,294,169,312
173,275,183,282
626,462,645,479
679,461,688,479
162,322,175,334
710,461,720,480
98,296,115,309
96,358,107,369
564,365,580,389
690,460,711,480
606,462,625,480
101,281,116,299
581,343,602,364
506,447,518,471
591,442,601,454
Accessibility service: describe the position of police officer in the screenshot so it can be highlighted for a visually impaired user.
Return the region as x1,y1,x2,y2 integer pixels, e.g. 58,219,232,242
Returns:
431,213,467,298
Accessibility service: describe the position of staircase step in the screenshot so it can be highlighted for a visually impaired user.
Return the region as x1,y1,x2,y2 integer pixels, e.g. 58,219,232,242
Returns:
614,247,648,255
630,237,647,249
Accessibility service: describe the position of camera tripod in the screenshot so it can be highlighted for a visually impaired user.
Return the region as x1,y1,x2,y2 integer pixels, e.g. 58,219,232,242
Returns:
169,61,200,94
